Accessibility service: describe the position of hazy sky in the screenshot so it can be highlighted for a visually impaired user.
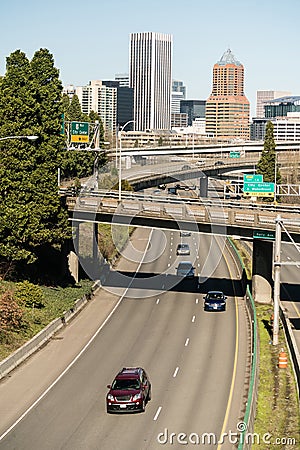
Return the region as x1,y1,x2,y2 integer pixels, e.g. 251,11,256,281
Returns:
1,0,299,116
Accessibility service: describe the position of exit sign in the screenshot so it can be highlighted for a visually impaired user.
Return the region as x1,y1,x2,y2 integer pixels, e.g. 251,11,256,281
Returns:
253,230,275,240
230,151,240,158
70,121,89,143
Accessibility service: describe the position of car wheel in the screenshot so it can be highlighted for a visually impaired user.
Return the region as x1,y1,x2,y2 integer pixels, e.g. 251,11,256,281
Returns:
147,386,152,402
141,398,146,412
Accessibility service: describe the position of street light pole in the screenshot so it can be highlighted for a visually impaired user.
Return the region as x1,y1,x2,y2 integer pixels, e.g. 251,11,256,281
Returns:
273,214,282,345
0,135,38,141
118,120,135,202
274,151,277,204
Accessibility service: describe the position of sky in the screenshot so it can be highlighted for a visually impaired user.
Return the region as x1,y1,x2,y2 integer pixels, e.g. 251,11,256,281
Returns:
1,0,299,117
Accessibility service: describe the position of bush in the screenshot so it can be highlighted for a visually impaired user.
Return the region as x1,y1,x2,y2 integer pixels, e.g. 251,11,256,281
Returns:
0,290,24,333
14,280,45,309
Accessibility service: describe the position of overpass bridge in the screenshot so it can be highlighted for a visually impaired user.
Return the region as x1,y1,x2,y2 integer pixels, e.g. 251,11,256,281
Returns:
108,139,300,158
65,191,300,304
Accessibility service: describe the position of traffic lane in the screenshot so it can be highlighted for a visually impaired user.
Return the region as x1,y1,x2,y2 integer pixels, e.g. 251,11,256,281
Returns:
0,291,236,449
0,234,245,450
280,242,300,354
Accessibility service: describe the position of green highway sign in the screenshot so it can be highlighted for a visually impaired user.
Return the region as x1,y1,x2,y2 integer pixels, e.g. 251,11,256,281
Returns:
70,121,89,143
229,151,240,158
253,230,275,240
243,181,275,197
243,174,263,183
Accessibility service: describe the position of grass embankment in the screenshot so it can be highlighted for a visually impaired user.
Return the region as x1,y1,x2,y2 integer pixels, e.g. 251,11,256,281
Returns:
0,223,132,361
0,280,93,362
233,240,299,449
253,305,299,449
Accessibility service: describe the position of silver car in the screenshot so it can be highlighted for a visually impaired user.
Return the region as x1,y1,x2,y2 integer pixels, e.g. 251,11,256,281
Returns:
176,243,190,255
176,262,195,278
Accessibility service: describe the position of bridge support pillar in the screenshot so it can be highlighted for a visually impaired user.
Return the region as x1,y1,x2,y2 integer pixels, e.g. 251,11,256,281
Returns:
68,221,80,284
199,175,208,198
93,222,99,262
252,239,273,304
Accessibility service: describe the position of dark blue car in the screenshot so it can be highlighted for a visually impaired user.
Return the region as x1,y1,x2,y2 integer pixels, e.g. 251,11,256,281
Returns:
204,291,227,311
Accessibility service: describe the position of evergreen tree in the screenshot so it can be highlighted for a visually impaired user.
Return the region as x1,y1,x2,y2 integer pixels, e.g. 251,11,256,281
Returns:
257,121,281,184
68,94,88,122
0,49,70,275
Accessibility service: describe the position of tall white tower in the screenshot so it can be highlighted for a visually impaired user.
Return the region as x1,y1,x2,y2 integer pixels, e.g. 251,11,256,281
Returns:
129,32,173,131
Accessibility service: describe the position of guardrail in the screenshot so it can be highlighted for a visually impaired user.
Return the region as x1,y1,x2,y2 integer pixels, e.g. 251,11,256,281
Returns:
61,187,300,215
228,239,259,450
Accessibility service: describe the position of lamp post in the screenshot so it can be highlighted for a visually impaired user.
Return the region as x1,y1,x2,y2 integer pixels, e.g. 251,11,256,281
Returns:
0,135,38,142
274,151,278,204
118,120,135,201
273,215,282,345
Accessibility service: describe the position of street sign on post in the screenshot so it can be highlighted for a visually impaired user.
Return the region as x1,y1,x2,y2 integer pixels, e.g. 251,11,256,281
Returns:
70,121,89,143
243,182,275,197
253,230,275,240
243,174,263,183
229,151,240,158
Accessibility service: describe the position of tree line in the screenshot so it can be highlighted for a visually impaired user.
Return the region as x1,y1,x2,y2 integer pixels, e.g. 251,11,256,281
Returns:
0,48,105,280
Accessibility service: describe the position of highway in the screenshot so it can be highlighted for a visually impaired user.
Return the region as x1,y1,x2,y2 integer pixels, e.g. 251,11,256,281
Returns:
0,228,250,449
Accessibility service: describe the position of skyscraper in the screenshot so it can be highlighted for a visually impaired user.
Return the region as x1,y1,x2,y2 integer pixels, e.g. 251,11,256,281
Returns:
129,32,173,131
256,90,291,118
206,49,250,140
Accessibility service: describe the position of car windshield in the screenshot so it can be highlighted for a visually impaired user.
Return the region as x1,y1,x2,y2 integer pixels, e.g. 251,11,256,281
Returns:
208,293,223,299
111,379,140,390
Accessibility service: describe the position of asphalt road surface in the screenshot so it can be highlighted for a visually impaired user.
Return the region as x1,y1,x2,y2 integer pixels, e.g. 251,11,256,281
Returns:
280,242,300,354
0,227,250,450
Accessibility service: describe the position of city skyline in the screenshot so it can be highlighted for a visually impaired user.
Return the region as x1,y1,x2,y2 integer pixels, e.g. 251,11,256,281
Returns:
1,0,299,117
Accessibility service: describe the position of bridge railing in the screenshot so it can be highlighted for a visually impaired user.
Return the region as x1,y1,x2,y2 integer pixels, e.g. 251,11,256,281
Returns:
66,195,300,236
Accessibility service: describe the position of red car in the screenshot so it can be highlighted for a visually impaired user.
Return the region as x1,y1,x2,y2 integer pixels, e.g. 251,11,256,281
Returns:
106,367,151,413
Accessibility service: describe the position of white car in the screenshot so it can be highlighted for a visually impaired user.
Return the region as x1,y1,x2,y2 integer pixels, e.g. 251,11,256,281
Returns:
176,243,190,255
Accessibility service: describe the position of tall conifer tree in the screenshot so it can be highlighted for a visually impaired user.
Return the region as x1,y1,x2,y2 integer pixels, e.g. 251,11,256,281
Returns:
257,121,281,184
0,49,70,273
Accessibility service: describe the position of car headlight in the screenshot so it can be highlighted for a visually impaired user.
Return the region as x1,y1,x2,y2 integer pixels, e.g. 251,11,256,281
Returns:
132,392,142,401
107,394,114,401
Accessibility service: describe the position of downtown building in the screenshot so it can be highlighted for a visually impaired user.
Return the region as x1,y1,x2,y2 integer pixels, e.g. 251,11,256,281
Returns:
76,80,117,135
205,49,250,140
256,90,291,118
129,32,173,131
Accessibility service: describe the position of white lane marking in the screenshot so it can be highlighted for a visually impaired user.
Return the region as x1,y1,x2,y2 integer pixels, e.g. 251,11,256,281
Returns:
154,406,162,421
156,298,160,304
192,315,196,323
195,298,199,304
197,263,200,267
170,248,173,252
185,338,190,346
168,263,170,267
169,255,172,259
173,367,179,377
0,230,155,442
